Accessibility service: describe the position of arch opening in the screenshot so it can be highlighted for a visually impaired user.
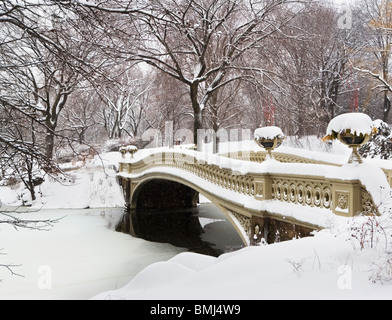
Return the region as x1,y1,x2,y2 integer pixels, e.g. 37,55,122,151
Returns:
135,179,199,210
121,178,246,256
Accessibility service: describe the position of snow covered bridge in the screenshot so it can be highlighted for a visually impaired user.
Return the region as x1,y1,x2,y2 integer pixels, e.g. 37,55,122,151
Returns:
117,147,388,246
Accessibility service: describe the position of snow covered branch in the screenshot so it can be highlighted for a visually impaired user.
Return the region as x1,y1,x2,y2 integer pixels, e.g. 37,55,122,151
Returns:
0,208,63,280
0,210,63,231
352,66,392,93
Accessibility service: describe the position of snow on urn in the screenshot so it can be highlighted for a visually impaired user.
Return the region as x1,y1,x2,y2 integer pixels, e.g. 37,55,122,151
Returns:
119,145,138,158
323,113,377,164
254,126,285,160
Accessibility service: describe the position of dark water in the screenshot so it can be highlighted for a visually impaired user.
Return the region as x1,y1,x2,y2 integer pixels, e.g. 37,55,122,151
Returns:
120,203,245,257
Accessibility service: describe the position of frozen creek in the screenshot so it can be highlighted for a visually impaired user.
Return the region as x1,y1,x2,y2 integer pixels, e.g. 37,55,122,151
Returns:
0,204,243,300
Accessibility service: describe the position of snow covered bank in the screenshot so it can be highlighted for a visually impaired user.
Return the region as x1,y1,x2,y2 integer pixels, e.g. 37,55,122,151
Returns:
0,152,125,209
93,226,392,300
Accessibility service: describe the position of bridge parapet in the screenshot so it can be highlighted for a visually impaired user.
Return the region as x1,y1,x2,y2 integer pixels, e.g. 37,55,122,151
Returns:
224,150,392,189
253,172,377,217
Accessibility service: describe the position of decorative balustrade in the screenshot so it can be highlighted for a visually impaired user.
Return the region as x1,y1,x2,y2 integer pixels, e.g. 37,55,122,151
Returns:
253,173,378,216
118,149,380,217
119,152,256,198
223,150,392,189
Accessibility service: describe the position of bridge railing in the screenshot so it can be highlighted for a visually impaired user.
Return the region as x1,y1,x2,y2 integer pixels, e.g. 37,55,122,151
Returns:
118,149,380,218
223,150,392,188
253,172,377,217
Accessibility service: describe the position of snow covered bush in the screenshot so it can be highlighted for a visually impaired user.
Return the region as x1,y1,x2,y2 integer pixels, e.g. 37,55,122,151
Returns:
348,211,392,284
370,252,392,284
348,214,390,250
359,120,392,160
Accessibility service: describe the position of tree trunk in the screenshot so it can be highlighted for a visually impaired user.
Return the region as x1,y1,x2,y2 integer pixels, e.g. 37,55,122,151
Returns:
44,91,69,160
190,83,203,146
194,109,203,148
45,127,55,160
26,157,36,202
383,92,390,122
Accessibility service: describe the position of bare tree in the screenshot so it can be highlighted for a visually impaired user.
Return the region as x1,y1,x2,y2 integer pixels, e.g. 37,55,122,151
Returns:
204,80,245,132
145,70,192,135
259,2,358,136
60,87,98,145
354,0,392,122
97,65,153,139
0,1,110,201
0,0,115,158
72,0,309,144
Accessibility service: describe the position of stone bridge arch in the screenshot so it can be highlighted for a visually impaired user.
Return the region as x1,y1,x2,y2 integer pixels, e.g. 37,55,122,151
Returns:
121,172,251,246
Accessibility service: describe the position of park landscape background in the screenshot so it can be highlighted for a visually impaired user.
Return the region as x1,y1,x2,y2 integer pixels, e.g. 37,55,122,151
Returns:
1,0,392,300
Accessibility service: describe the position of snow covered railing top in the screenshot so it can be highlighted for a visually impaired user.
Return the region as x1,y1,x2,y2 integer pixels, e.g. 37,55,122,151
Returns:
118,148,390,218
222,149,392,188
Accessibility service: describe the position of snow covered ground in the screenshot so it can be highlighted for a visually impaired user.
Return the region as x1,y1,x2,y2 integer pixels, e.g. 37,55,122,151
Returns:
93,229,392,300
1,138,392,300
